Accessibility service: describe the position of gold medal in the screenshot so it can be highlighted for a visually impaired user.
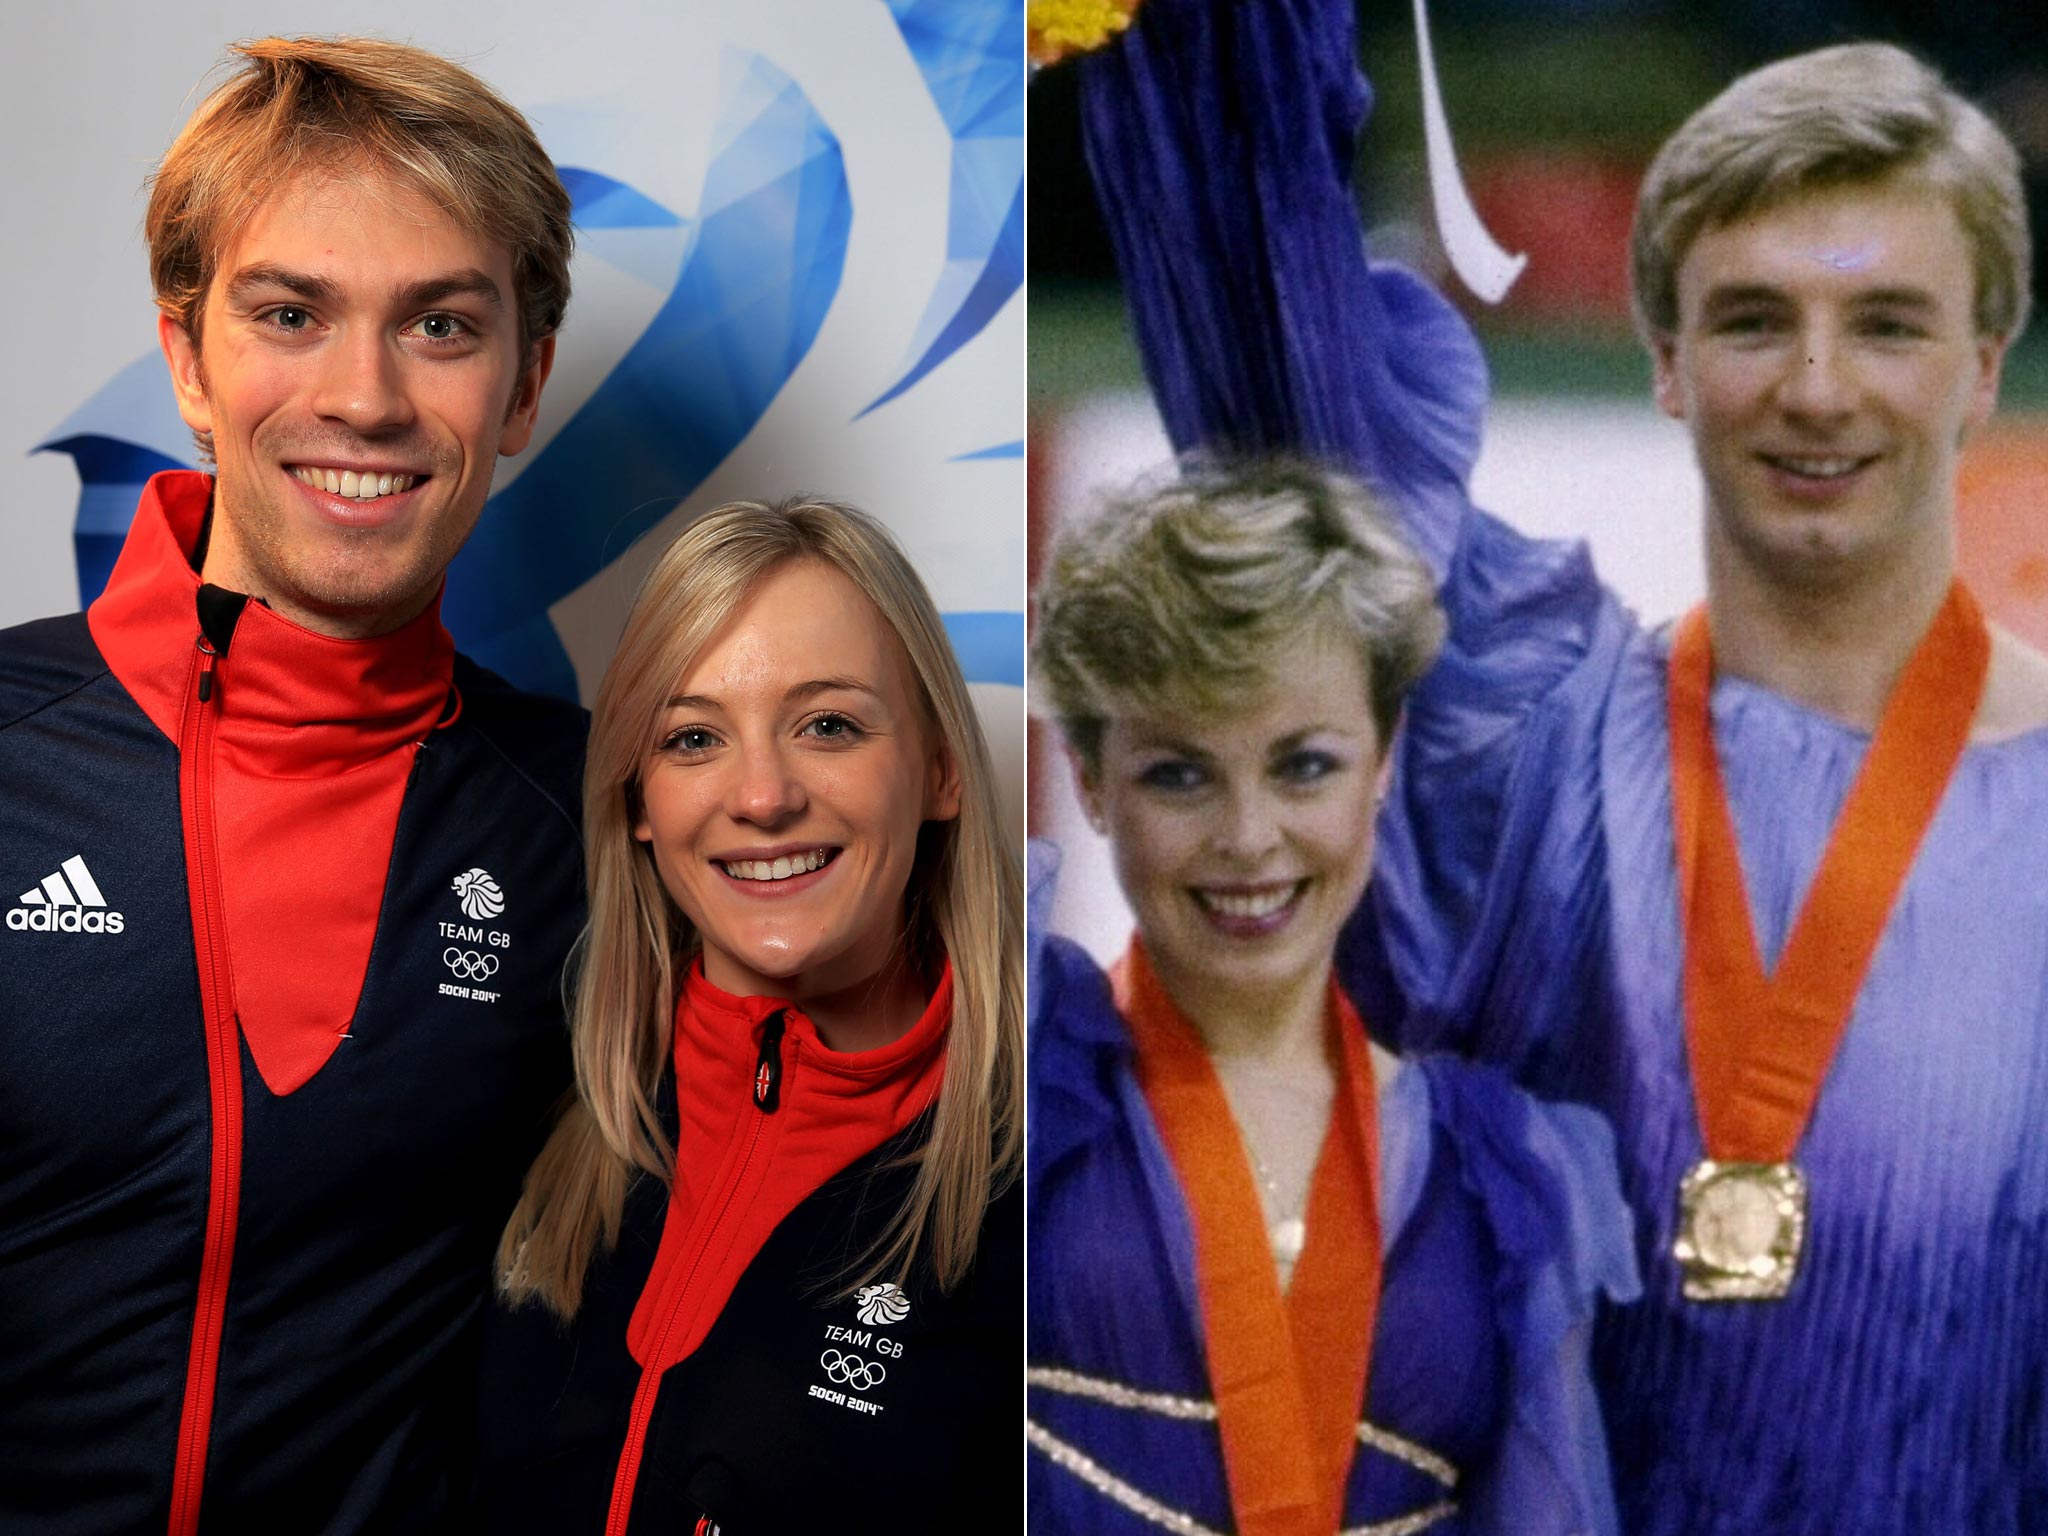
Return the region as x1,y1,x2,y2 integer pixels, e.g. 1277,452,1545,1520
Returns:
1673,1160,1807,1301
1666,588,1987,1305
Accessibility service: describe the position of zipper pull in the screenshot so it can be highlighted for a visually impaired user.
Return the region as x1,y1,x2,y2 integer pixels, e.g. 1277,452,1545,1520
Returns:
196,638,220,703
753,1009,786,1113
191,585,249,706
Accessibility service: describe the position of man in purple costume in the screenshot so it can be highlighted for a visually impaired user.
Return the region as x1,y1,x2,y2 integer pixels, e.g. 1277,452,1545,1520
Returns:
1081,3,2048,1529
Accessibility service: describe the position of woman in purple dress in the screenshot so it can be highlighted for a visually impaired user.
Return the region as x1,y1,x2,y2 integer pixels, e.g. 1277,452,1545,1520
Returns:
1028,460,1636,1535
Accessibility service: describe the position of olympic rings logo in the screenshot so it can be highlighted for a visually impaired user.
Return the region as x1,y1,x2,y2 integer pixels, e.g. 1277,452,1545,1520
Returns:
443,948,501,981
820,1349,887,1392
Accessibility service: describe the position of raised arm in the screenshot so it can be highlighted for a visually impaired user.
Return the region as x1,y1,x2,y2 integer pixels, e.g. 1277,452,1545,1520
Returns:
1078,0,1630,1064
1079,0,1485,575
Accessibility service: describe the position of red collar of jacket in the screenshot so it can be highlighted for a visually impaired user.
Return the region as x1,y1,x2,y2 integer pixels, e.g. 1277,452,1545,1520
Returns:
623,958,953,1374
675,956,954,1113
86,469,456,770
81,469,461,1095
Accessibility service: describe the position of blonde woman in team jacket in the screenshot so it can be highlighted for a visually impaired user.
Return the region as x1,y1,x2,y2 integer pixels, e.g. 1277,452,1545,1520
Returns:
476,499,1023,1535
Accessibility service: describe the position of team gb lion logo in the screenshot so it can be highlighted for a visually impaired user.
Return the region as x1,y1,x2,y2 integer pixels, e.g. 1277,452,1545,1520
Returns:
856,1283,910,1327
452,868,506,922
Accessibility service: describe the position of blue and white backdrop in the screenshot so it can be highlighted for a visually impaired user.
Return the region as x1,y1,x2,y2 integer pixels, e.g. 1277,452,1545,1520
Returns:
1,0,1024,818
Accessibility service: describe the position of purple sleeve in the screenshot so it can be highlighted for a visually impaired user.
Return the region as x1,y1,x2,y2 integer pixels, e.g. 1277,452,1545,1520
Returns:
1078,0,1485,576
1081,0,1633,1067
1341,513,1630,1060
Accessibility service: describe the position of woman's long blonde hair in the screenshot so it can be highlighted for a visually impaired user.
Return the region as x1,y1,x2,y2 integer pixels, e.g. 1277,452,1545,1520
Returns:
497,499,1023,1318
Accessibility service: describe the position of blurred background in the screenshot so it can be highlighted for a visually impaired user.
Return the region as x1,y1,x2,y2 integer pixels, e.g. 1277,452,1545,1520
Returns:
1028,0,2048,957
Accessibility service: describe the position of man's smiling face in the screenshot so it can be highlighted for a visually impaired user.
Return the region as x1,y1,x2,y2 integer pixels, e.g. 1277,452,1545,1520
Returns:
1652,178,2006,592
159,161,553,636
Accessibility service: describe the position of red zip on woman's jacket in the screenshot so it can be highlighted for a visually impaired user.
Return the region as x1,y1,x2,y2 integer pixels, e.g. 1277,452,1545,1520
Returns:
602,963,951,1533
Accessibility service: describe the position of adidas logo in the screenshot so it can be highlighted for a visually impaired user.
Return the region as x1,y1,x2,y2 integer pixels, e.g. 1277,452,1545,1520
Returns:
8,855,126,933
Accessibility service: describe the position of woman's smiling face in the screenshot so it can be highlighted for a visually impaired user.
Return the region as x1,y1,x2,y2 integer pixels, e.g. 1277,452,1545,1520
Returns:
633,559,959,1002
1080,626,1385,1020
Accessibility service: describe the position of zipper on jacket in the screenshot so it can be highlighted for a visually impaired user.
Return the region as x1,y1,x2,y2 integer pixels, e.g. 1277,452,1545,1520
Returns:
604,1011,787,1536
167,606,246,1536
753,1009,786,1112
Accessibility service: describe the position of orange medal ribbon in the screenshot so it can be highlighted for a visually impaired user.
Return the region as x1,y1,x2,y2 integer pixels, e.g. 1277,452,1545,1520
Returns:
1118,939,1382,1536
1666,582,1988,1166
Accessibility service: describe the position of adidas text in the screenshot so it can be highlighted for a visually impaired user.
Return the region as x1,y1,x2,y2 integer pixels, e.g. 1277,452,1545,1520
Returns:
8,906,124,934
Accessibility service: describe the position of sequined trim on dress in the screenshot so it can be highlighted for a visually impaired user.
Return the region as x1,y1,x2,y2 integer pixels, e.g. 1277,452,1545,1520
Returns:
1028,1365,1460,1487
1340,1502,1458,1536
1356,1421,1459,1490
1027,1364,1217,1421
1028,1420,1458,1536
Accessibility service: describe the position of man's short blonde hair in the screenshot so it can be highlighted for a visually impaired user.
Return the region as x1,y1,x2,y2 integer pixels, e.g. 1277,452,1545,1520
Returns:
1631,42,2030,343
1032,458,1445,771
146,36,573,354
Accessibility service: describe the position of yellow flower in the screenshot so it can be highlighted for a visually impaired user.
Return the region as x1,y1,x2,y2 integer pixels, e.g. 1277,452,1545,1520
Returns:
1028,0,1140,65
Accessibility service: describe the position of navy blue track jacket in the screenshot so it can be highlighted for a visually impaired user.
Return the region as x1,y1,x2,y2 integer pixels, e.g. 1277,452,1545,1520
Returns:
0,473,584,1532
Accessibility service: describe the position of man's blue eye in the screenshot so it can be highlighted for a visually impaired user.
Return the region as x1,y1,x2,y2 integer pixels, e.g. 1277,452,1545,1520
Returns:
417,313,467,340
271,307,311,330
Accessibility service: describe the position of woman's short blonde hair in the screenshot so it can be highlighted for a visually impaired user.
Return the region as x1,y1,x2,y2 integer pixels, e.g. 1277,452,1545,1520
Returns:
147,35,574,354
1632,42,2031,343
1032,458,1444,770
499,498,1022,1317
